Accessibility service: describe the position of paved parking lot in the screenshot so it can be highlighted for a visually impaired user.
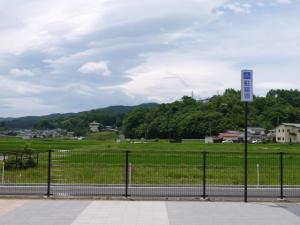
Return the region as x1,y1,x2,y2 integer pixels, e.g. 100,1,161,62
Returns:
0,199,299,225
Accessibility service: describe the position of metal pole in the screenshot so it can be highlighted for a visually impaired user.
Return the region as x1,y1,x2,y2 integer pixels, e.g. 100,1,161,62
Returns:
244,102,248,203
129,163,132,185
202,152,207,199
125,151,129,198
47,149,52,197
280,152,284,200
1,160,4,184
256,164,260,188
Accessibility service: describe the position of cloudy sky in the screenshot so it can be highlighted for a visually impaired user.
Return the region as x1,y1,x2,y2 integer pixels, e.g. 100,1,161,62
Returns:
0,0,299,117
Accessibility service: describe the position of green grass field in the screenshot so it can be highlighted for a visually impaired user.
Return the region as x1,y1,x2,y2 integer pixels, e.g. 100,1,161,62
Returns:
0,134,299,153
0,132,300,186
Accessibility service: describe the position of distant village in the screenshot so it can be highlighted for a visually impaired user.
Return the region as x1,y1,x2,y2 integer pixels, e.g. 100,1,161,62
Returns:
205,123,300,144
0,121,119,140
0,121,299,144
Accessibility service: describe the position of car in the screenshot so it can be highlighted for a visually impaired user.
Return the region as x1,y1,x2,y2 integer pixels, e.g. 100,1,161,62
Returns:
222,140,234,143
251,139,262,144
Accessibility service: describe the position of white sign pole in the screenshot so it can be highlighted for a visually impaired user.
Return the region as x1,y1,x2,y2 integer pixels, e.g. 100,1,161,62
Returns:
241,69,253,203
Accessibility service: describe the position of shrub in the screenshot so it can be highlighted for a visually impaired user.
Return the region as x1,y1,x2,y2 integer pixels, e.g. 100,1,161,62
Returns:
4,155,37,170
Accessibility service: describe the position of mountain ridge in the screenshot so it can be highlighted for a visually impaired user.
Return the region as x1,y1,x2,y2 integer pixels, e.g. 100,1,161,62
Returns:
0,103,159,129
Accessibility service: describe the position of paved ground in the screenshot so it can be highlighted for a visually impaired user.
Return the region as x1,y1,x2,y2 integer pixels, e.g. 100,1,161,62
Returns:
0,200,299,225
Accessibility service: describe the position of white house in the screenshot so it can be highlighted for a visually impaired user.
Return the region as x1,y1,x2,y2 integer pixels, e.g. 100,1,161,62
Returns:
276,123,300,143
89,121,100,132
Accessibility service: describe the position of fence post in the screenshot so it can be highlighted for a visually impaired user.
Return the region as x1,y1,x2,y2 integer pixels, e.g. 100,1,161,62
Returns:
202,152,207,199
47,149,52,197
279,152,285,200
125,151,129,198
1,159,4,185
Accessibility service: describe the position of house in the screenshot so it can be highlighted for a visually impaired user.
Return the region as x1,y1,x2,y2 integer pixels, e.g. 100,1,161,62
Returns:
248,127,266,136
103,126,119,132
218,131,242,142
239,127,266,142
276,123,300,143
89,121,100,132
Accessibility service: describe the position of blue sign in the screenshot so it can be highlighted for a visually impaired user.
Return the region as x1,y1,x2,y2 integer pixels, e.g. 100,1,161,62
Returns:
243,72,251,79
241,70,253,102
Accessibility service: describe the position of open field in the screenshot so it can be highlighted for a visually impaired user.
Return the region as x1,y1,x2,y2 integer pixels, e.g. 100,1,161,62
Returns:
0,134,299,153
0,134,300,187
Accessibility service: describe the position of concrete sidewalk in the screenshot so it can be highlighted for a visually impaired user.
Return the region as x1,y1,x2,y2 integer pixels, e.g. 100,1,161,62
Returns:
0,200,299,225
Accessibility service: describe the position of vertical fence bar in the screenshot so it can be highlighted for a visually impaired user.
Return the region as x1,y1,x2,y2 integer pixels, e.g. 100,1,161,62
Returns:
47,149,52,197
1,158,4,185
125,151,129,198
279,152,284,200
202,152,207,199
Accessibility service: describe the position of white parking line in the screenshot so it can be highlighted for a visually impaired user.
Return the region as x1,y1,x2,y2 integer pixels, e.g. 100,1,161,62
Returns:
71,201,169,225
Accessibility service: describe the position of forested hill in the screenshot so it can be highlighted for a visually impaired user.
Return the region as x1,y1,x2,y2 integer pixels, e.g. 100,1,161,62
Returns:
122,89,300,139
0,103,158,133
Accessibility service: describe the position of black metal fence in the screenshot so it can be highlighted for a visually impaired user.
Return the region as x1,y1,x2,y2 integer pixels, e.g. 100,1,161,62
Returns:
0,150,300,201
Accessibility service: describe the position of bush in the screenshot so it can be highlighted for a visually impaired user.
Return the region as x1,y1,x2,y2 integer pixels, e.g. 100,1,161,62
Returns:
4,155,37,170
24,157,37,168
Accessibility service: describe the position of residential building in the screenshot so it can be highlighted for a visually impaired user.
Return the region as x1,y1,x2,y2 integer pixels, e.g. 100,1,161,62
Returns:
239,127,266,142
218,131,242,142
276,123,300,143
248,127,266,136
89,121,100,132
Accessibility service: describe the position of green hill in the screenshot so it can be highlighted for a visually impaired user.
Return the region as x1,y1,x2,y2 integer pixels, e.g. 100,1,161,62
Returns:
0,103,159,133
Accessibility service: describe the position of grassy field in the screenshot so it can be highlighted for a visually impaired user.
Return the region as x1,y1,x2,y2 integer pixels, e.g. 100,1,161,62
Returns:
0,133,299,153
0,132,300,186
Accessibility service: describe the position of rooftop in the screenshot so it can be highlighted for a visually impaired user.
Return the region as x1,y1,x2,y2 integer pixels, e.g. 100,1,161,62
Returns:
89,121,100,125
280,123,300,128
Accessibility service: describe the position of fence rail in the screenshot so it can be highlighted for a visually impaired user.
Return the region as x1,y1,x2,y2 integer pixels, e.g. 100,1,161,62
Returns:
0,150,300,201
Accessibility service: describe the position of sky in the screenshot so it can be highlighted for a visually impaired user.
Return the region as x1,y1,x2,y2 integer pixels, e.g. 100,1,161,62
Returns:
0,0,300,117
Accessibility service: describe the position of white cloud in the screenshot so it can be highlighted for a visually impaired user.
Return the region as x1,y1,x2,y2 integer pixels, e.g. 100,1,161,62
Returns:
0,97,58,117
9,68,34,77
44,49,97,74
223,2,252,13
256,2,265,7
0,0,108,55
64,83,95,96
78,61,111,76
116,52,237,102
0,76,54,96
276,0,291,4
0,0,227,55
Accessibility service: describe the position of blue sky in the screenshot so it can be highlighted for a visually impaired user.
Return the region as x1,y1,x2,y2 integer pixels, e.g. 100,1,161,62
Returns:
0,0,299,117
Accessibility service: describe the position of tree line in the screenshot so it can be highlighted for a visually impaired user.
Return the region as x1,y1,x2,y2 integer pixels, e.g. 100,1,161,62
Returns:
122,89,300,139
